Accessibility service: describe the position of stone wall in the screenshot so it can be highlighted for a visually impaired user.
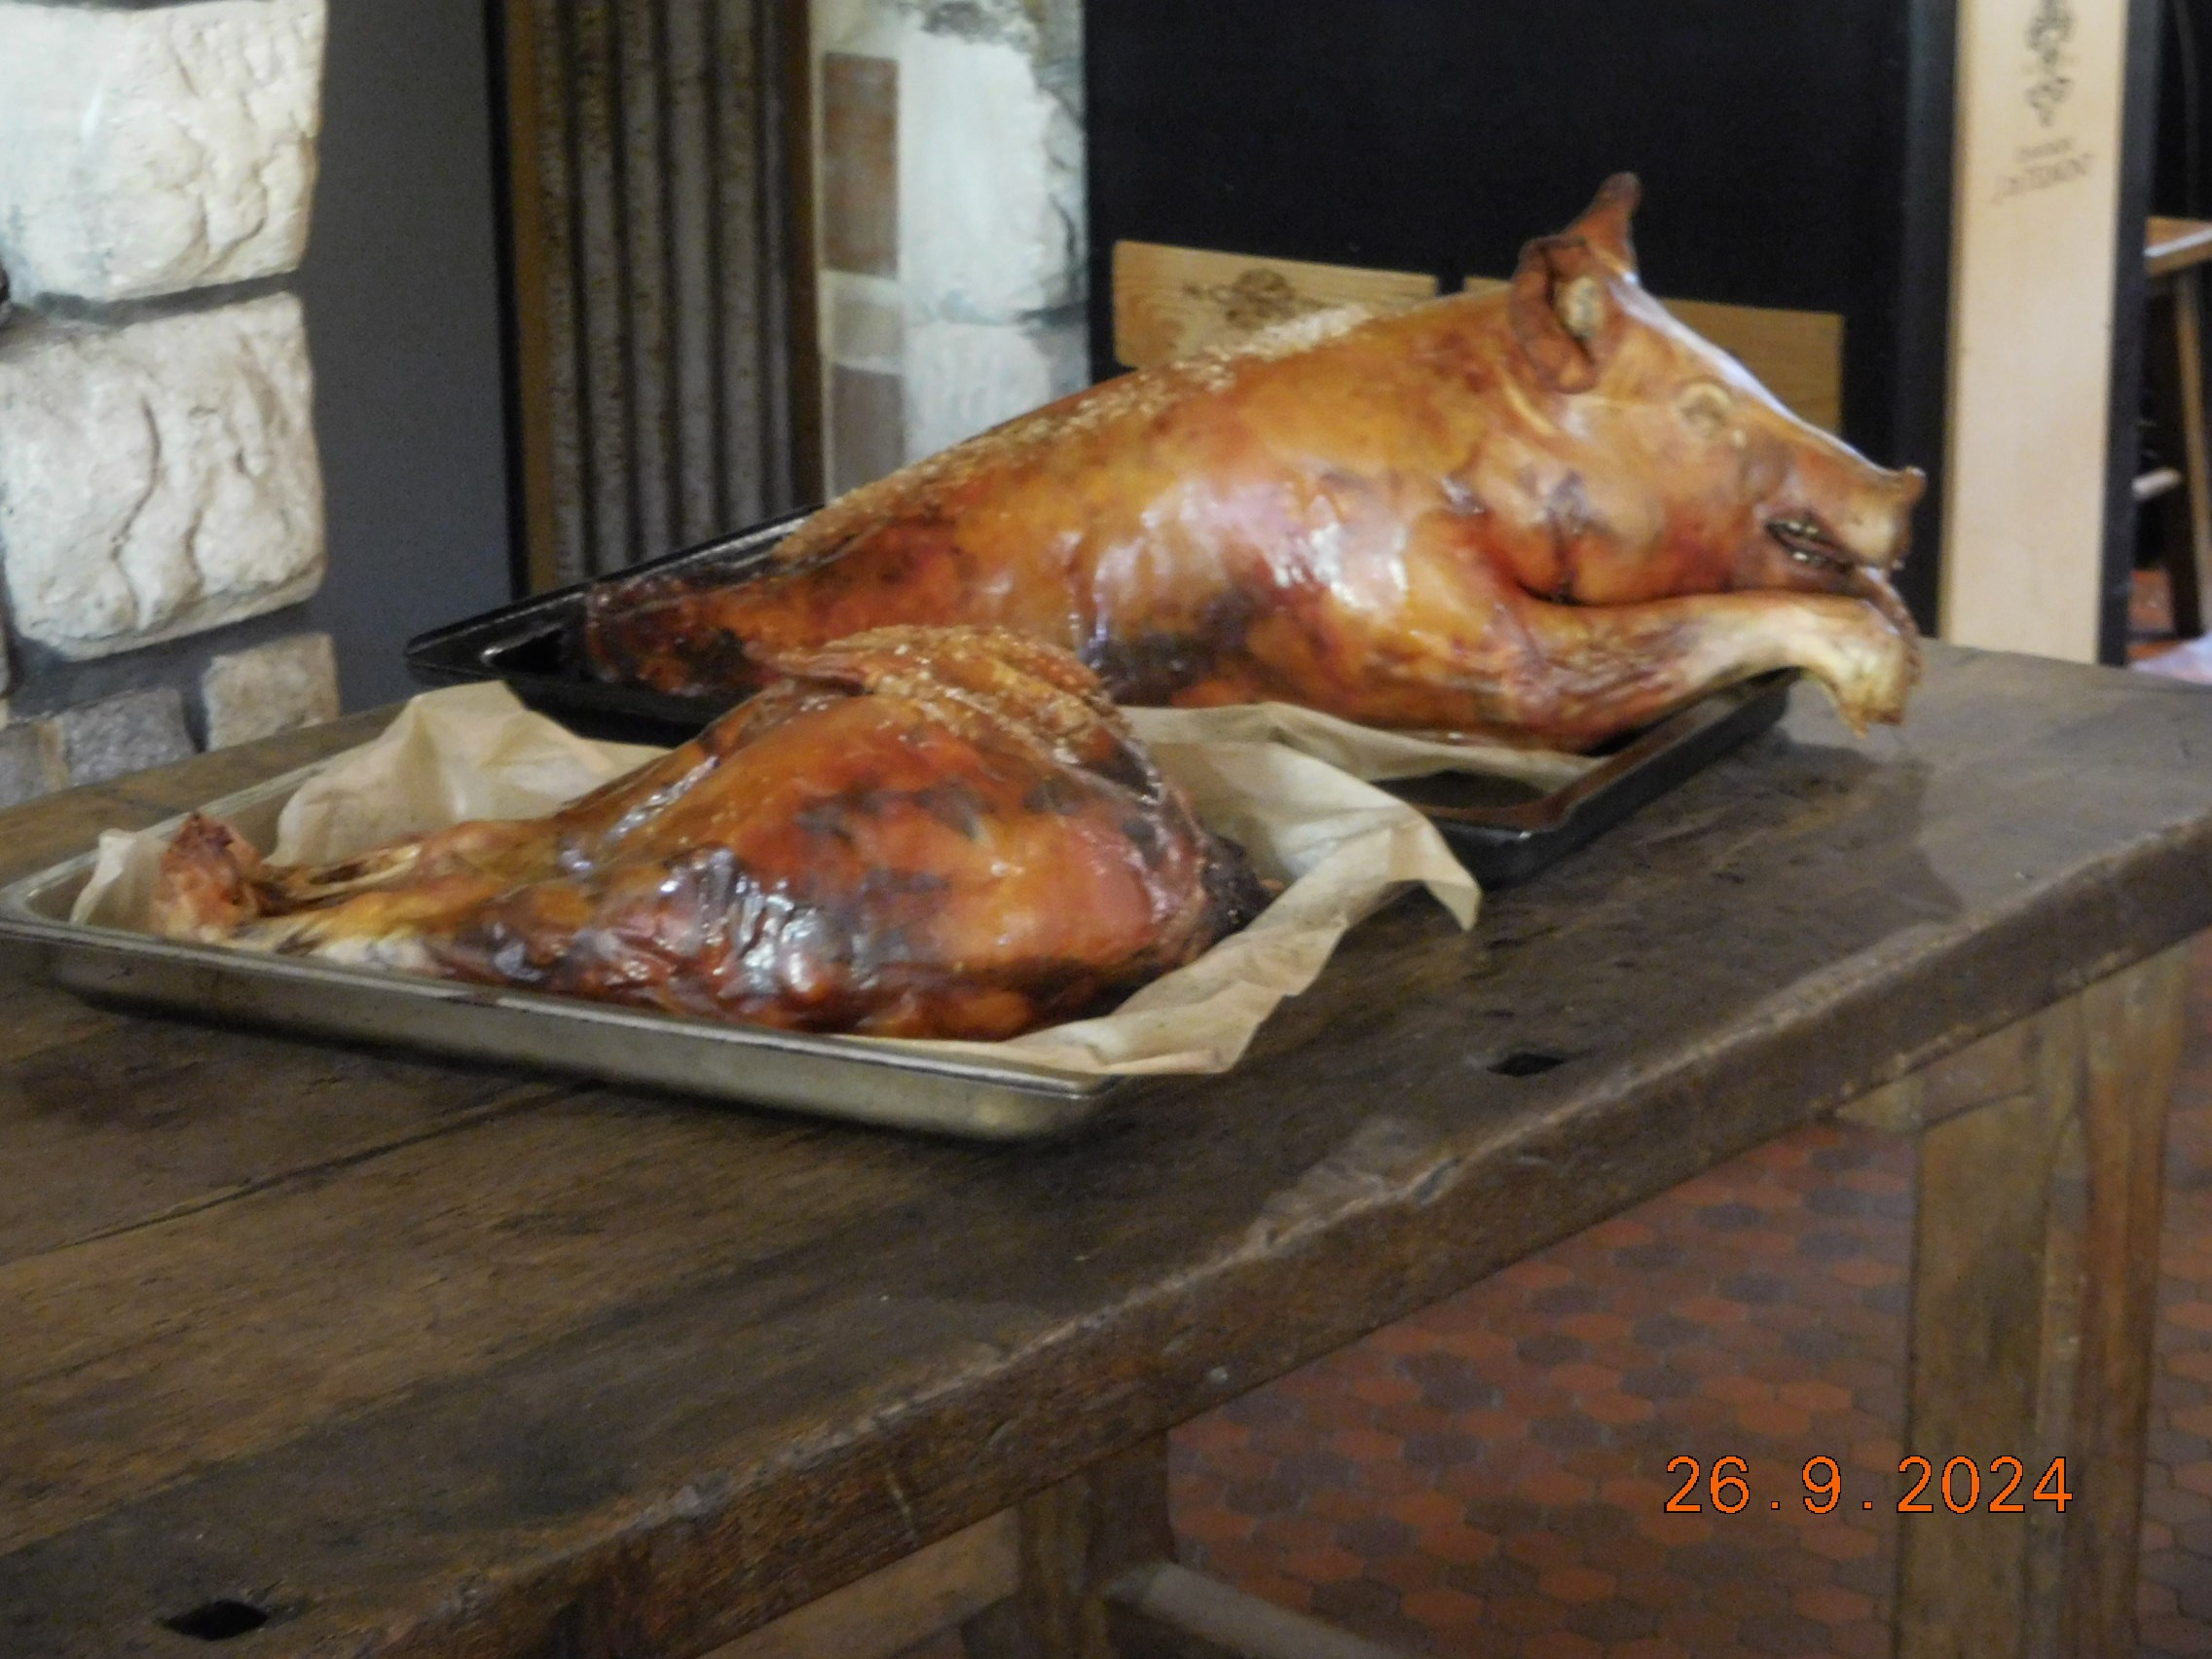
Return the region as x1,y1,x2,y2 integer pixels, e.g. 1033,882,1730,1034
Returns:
0,0,339,808
811,0,1086,494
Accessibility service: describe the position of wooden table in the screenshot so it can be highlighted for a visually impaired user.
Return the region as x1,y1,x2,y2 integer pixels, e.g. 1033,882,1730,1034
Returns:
4,644,2210,1659
2142,216,2212,637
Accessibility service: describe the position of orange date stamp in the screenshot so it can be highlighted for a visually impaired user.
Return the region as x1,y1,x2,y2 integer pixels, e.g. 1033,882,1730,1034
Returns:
1665,1455,2073,1515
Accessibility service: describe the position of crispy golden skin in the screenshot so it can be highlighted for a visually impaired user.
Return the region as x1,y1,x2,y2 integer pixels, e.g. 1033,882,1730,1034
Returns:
149,628,1268,1041
587,176,1923,752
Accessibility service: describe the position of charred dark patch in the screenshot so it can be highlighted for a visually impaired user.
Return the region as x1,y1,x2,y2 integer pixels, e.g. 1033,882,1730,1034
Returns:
1090,739,1162,803
913,781,986,838
1023,772,1090,815
1086,588,1260,704
858,867,954,901
800,782,993,840
1202,833,1274,933
1120,814,1165,866
791,801,861,844
690,629,757,689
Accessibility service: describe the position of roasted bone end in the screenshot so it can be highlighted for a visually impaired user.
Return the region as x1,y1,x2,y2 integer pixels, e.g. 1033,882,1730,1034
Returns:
149,814,271,940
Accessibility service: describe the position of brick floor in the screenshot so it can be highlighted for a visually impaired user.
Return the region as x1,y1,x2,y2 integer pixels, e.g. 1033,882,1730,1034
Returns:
892,610,2212,1657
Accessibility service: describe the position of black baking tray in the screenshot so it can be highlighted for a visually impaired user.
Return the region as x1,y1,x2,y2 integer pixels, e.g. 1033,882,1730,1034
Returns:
405,519,1795,887
406,507,817,743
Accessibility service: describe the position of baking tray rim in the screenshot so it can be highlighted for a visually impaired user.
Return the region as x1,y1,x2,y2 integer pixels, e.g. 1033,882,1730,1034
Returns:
0,763,1122,1141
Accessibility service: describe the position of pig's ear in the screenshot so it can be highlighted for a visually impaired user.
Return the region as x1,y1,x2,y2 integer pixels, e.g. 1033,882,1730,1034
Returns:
1507,234,1627,394
1563,173,1641,276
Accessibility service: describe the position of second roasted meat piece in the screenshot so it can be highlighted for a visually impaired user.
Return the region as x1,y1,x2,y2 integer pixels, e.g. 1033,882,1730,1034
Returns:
586,176,1921,751
149,627,1268,1041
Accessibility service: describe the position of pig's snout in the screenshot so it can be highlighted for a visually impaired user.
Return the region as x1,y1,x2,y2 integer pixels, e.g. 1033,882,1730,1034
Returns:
1764,461,1924,578
1747,455,1925,655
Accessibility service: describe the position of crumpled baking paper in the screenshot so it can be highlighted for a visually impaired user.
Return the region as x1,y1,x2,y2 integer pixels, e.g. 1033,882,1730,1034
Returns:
74,682,1588,1078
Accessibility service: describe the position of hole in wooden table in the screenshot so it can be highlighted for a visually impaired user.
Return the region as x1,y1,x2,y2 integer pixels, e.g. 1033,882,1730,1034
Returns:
1491,1050,1567,1077
161,1600,271,1641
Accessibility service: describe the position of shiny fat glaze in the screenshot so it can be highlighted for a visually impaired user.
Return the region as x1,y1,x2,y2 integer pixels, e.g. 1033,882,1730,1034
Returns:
586,177,1924,752
148,629,1267,1041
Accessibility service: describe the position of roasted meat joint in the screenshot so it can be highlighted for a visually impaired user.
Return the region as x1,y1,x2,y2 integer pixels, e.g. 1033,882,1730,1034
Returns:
587,176,1925,751
148,628,1268,1040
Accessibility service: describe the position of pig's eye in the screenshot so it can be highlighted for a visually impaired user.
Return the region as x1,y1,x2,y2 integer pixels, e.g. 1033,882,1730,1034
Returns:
1675,381,1735,438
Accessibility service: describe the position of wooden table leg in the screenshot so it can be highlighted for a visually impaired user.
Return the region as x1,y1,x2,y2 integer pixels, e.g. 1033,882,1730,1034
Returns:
959,1436,1419,1658
2174,270,2212,640
1844,943,2188,1657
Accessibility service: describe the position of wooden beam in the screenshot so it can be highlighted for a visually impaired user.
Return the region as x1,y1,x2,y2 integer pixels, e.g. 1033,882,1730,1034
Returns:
1104,1562,1419,1659
705,1514,1015,1659
1885,943,2187,1658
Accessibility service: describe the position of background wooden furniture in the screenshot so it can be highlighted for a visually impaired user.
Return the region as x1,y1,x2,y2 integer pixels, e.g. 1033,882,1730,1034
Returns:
3,645,2208,1657
498,0,817,590
1107,244,1845,438
2142,216,2212,636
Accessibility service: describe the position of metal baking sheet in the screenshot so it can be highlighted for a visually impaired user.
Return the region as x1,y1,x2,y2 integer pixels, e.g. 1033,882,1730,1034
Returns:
1380,670,1796,887
0,765,1114,1142
406,515,1799,888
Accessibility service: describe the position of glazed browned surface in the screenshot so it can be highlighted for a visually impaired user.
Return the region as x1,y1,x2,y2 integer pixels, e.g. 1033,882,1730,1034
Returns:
6,646,2212,1658
148,628,1260,1040
588,177,1922,751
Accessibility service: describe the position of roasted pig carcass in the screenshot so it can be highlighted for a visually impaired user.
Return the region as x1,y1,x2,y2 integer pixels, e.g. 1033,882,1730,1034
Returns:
149,628,1268,1041
587,175,1922,752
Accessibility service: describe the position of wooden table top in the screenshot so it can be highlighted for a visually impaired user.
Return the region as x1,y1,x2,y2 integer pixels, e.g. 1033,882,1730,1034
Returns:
7,645,2212,1659
2148,214,2212,277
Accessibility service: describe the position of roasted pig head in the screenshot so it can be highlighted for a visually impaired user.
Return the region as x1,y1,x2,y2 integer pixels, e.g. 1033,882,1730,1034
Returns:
588,176,1923,751
149,628,1268,1041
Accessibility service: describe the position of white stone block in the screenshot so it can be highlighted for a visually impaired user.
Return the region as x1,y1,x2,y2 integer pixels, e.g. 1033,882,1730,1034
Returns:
0,294,326,660
0,0,327,302
202,630,339,749
903,316,1079,460
898,23,1081,322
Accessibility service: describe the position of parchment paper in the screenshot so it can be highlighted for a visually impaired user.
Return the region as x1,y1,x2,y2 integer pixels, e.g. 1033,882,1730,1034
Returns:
74,683,1587,1078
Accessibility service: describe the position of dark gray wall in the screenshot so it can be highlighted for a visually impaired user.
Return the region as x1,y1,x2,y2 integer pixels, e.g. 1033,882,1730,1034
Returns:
299,0,513,710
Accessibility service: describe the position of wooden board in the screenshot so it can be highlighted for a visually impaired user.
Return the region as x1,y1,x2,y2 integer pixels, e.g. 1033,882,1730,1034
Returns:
1465,276,1845,433
1112,242,1437,370
1938,0,2132,662
1112,246,1841,435
7,647,2212,1657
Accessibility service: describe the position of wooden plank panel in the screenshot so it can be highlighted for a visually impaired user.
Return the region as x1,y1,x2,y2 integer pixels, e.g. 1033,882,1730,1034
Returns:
1466,276,1843,433
0,1099,959,1555
717,0,772,525
1660,297,1844,435
618,0,677,561
1894,996,2082,1657
1892,943,2188,1656
2064,942,2188,1653
503,0,565,593
1113,242,1436,370
572,0,636,572
504,0,802,584
666,0,720,545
